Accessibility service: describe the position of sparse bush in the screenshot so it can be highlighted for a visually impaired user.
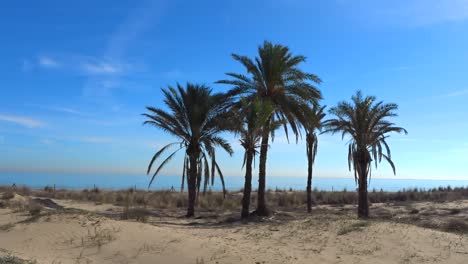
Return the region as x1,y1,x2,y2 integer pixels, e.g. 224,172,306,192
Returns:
43,185,54,193
1,191,15,200
0,223,15,231
337,221,371,235
444,219,468,233
121,207,151,222
0,254,37,264
27,202,43,216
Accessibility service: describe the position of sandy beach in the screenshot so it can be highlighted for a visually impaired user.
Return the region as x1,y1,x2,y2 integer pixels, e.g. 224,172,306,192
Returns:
1,192,467,264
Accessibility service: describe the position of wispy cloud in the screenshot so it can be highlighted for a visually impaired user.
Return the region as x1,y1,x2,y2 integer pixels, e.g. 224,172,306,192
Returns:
43,105,84,115
38,56,60,68
337,0,468,27
81,62,127,75
443,89,468,97
80,137,113,143
0,114,45,128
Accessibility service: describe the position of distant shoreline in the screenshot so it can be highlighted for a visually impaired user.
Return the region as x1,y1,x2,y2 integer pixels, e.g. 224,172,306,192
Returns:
1,172,467,192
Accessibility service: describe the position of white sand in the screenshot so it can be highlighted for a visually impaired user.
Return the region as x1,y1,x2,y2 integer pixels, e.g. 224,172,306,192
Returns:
1,202,467,264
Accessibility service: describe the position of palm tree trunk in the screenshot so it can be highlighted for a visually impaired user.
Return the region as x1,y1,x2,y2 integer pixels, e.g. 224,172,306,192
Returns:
187,154,198,217
241,150,254,219
357,151,370,218
306,135,313,213
256,120,270,216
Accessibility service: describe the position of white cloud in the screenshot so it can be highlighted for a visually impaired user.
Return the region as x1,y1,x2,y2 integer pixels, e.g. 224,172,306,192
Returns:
38,56,60,68
80,137,113,143
81,62,125,75
0,114,45,128
338,0,468,27
443,89,468,97
44,106,84,115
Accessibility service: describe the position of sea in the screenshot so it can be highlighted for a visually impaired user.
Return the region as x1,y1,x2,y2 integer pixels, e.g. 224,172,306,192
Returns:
0,172,467,192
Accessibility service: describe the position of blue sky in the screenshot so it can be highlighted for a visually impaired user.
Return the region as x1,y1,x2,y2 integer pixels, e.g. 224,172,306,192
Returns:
0,0,467,180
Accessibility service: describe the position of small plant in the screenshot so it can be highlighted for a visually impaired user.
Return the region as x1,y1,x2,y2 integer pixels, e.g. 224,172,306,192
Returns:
80,226,118,249
43,185,54,193
337,221,371,235
27,201,43,216
0,254,37,264
1,191,15,200
444,219,468,233
0,223,15,231
121,207,151,223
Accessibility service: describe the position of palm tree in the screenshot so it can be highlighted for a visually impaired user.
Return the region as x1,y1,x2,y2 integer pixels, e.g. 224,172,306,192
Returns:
232,98,276,218
143,83,233,217
304,105,326,213
217,41,322,216
324,91,407,218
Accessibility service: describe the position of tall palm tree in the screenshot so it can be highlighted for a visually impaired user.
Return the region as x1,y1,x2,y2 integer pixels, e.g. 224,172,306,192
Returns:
143,83,233,217
324,91,407,218
232,98,276,218
217,41,322,216
304,105,326,213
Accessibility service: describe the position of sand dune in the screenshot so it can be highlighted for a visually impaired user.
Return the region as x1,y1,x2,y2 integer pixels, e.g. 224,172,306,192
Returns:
1,197,468,264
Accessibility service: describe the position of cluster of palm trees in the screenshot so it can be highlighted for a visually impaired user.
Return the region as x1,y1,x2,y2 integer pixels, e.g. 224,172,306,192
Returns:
143,41,407,219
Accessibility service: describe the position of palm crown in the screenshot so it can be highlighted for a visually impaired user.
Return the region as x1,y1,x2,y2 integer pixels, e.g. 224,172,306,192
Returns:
143,83,233,193
218,41,322,139
324,91,407,183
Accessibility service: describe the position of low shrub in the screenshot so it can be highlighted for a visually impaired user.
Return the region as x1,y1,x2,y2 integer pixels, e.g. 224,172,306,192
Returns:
444,219,468,233
1,191,15,200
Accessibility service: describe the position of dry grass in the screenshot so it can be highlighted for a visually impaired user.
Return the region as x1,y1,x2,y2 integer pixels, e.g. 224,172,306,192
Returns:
77,226,118,249
0,223,15,231
337,220,371,235
444,219,468,233
2,185,467,212
0,254,37,264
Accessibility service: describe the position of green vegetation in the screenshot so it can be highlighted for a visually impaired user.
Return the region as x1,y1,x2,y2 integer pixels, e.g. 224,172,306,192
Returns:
324,91,407,218
0,254,37,264
142,42,408,218
305,105,325,213
217,41,322,216
143,83,234,217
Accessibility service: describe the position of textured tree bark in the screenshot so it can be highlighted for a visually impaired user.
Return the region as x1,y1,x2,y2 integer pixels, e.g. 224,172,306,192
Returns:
187,153,198,217
306,135,314,213
256,121,270,216
241,151,254,218
357,151,370,218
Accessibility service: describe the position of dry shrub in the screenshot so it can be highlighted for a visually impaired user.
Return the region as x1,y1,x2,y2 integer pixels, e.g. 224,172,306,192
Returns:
121,207,151,222
337,220,371,235
444,219,468,233
1,190,15,200
27,201,43,216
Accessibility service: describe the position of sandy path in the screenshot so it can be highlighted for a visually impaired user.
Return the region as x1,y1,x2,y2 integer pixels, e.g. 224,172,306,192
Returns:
1,207,467,264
